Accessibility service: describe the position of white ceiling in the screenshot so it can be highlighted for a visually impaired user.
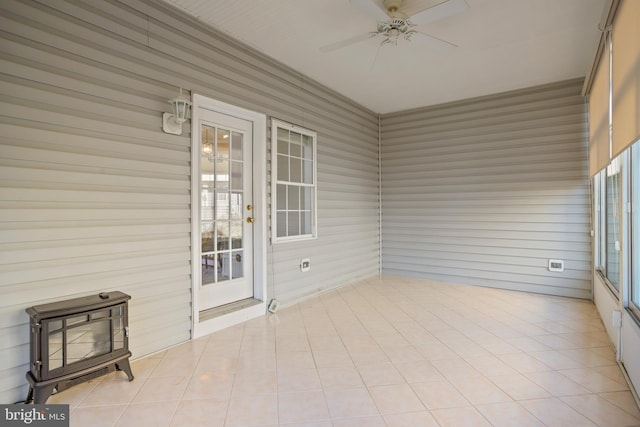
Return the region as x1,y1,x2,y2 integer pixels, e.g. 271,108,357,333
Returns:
161,0,606,114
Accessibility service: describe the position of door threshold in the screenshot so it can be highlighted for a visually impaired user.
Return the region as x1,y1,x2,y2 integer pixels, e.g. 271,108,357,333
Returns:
199,298,262,322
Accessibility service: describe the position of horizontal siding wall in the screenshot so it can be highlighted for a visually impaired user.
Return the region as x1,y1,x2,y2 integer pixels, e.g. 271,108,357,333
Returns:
0,0,380,403
380,79,592,299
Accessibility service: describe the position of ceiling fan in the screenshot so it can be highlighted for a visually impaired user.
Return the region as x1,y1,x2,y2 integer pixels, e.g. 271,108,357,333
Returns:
320,0,468,67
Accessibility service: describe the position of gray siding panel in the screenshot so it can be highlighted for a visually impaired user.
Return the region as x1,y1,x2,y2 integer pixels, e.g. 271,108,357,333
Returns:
380,80,591,299
0,0,379,403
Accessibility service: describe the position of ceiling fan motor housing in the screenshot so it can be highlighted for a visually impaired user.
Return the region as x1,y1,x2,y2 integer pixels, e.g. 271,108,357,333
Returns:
383,0,403,14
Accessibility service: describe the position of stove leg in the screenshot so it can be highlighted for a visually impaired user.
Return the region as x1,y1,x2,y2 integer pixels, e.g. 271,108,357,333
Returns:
33,383,56,404
115,359,134,382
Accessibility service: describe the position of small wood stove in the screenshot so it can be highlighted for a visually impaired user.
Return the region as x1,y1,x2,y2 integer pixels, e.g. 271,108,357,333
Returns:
25,291,134,404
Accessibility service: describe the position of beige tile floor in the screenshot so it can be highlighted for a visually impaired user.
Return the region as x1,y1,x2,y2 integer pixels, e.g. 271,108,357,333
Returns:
49,276,640,427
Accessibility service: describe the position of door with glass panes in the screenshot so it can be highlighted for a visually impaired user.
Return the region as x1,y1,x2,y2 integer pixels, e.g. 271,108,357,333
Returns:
197,109,253,310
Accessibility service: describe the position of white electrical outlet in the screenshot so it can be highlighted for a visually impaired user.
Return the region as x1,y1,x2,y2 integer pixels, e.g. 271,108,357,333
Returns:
268,299,279,313
300,258,311,272
548,259,564,272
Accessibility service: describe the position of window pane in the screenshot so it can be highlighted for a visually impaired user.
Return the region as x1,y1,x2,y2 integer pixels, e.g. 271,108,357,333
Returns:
288,212,300,236
632,143,640,307
303,160,313,184
216,221,229,250
202,255,215,284
202,223,214,252
302,135,313,161
290,157,302,183
217,129,230,158
231,220,242,249
277,184,287,210
230,192,243,220
300,187,312,210
290,132,302,157
217,253,230,282
288,185,300,210
215,160,229,190
599,171,607,270
231,161,242,190
201,187,214,221
215,191,229,220
277,128,289,154
301,212,312,235
231,132,243,160
277,212,287,237
606,158,622,291
277,154,289,181
232,251,243,279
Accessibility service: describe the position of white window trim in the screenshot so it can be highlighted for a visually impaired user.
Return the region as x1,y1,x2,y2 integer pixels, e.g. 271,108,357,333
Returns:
271,118,318,244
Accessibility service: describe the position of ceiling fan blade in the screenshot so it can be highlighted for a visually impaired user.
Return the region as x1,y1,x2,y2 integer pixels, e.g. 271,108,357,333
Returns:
349,0,389,21
410,0,469,26
412,30,458,49
319,32,376,53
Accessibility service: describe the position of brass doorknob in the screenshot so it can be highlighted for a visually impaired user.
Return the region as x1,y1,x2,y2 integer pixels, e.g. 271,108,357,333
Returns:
246,217,254,223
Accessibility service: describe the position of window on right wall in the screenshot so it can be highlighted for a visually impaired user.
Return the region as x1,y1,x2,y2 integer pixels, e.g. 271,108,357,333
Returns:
271,118,317,243
631,141,640,319
595,154,623,295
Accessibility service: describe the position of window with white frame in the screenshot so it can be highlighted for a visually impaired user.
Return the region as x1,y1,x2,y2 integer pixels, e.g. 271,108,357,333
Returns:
595,155,623,294
631,141,640,318
271,119,317,242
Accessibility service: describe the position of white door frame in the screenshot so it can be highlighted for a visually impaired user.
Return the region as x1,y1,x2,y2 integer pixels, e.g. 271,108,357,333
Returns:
191,94,267,338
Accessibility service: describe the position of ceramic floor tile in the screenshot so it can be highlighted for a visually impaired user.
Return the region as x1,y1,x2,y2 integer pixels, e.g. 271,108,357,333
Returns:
599,391,640,418
225,392,278,427
383,410,440,427
559,368,630,393
447,376,513,405
318,366,364,390
498,352,552,374
523,370,591,396
357,362,405,386
324,387,379,419
129,357,162,379
132,376,189,404
152,356,199,378
463,355,520,377
115,401,179,427
49,277,640,426
558,348,617,368
312,349,354,368
489,373,552,401
78,377,144,407
529,350,585,370
430,357,483,381
368,383,426,415
431,406,493,427
70,404,126,427
380,344,425,363
47,379,101,408
169,398,227,427
182,371,234,400
560,394,640,427
277,350,316,371
519,397,598,427
231,370,277,396
394,360,446,383
331,416,386,427
476,401,545,427
411,380,470,409
278,390,330,424
277,368,321,392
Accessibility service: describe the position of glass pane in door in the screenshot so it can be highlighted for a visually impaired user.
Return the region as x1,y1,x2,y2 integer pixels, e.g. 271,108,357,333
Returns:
201,123,245,286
